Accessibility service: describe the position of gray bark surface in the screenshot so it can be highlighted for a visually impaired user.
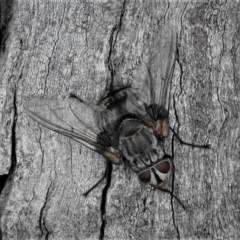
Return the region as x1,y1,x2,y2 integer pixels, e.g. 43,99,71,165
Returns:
0,0,240,239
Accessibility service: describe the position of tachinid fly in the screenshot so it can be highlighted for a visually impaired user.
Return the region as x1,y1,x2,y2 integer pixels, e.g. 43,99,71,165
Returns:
25,25,210,206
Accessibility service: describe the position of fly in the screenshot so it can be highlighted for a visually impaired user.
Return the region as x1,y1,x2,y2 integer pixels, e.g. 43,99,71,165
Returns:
25,26,210,208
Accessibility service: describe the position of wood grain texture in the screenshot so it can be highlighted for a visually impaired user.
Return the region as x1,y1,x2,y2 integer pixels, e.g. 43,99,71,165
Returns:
1,0,240,239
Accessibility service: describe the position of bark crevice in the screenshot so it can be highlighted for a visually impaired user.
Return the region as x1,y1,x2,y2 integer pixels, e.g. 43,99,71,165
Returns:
170,134,181,240
100,162,112,240
0,0,13,54
0,86,17,239
107,0,126,92
176,48,183,101
0,86,17,193
39,180,53,238
100,1,126,239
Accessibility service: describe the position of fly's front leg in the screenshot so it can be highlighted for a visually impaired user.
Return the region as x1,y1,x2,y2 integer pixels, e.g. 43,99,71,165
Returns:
170,127,211,149
156,187,186,209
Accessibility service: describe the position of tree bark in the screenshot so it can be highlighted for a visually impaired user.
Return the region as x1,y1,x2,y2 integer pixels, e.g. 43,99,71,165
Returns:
1,0,240,239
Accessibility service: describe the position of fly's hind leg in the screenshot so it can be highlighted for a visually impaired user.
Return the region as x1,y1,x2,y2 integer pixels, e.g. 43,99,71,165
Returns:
170,127,211,149
83,160,112,197
83,172,107,197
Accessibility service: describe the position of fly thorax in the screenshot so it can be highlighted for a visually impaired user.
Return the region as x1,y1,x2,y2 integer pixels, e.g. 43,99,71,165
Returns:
118,119,163,172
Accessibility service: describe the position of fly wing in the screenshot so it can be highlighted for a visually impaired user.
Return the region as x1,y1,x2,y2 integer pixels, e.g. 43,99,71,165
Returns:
158,27,177,111
137,25,177,138
25,99,121,164
25,99,100,150
68,97,101,135
146,25,177,111
125,89,154,126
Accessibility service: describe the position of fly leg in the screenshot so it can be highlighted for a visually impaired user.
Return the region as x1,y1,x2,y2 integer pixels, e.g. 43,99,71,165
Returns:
83,173,107,197
170,127,210,149
157,187,186,210
83,161,110,197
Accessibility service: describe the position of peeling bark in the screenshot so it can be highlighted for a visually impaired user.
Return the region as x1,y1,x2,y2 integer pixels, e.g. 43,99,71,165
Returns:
1,1,240,240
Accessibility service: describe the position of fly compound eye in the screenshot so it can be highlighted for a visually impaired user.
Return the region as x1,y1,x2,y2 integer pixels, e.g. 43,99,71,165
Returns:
155,160,170,174
138,169,151,183
150,159,171,185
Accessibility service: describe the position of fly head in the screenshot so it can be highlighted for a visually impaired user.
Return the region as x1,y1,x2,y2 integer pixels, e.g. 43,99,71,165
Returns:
137,156,171,188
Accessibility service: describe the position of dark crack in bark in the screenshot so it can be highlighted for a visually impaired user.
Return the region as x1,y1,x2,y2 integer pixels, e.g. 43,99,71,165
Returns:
230,27,239,92
100,1,126,239
0,0,13,54
0,85,17,239
100,161,112,240
0,175,8,194
171,134,181,240
142,196,147,213
176,47,183,101
170,72,184,239
10,86,17,173
0,86,17,194
37,125,44,175
68,139,74,182
173,92,181,133
39,180,53,238
107,0,126,92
